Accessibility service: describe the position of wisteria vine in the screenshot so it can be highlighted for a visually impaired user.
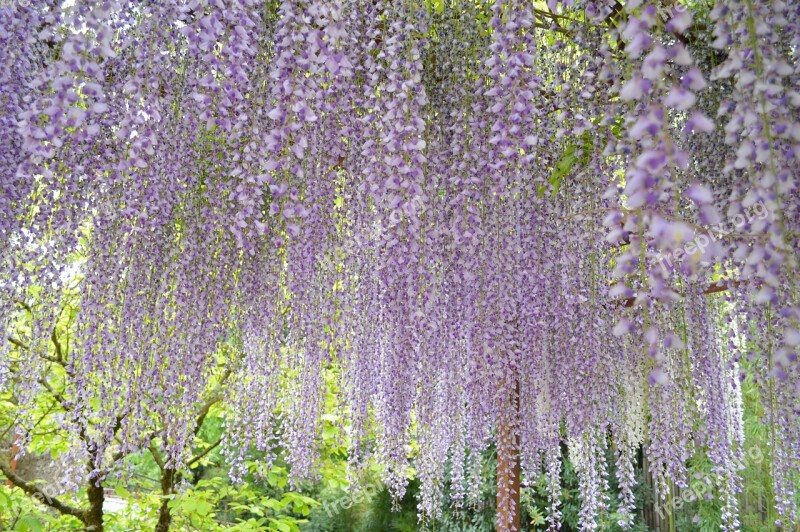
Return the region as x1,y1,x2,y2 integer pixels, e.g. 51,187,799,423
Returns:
1,0,798,529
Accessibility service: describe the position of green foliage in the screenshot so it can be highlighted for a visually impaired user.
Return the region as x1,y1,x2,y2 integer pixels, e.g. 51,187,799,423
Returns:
673,454,723,532
522,445,650,532
539,131,596,199
0,485,82,531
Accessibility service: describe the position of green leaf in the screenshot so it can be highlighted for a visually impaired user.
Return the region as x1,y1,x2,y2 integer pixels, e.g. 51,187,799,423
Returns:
549,143,576,192
262,497,286,511
268,518,291,532
179,497,198,513
195,500,213,516
89,397,104,412
321,424,339,440
114,485,131,499
267,467,288,488
0,489,12,510
15,515,44,532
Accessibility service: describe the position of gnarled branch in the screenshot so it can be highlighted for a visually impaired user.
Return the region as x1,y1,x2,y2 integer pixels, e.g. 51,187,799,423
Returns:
0,460,87,522
186,437,222,468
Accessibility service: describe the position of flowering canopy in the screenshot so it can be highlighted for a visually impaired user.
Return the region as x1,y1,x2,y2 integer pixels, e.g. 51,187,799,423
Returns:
1,0,798,529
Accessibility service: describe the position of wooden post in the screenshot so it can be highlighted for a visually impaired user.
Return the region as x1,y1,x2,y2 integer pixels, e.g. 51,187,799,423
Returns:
497,378,521,531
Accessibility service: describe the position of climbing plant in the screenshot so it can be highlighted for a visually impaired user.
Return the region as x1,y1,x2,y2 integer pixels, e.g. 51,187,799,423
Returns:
1,0,798,530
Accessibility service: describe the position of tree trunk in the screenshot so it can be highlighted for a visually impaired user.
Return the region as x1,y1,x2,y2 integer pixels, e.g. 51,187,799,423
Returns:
84,480,104,532
496,379,521,531
155,468,177,532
